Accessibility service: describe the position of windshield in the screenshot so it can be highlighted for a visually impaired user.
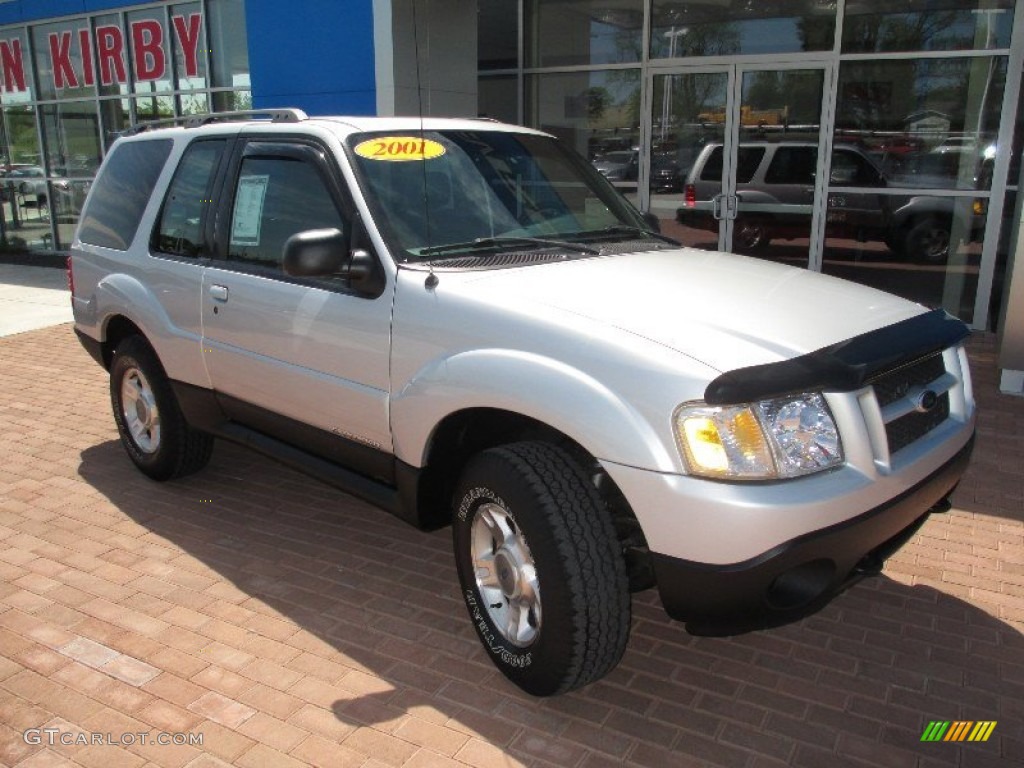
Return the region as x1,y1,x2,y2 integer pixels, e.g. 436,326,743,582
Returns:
346,130,651,261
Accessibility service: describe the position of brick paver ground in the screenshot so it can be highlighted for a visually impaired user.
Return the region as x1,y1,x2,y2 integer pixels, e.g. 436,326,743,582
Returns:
1,324,1022,768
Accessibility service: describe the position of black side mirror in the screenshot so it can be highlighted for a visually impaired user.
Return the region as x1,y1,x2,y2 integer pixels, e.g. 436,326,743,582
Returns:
283,228,347,277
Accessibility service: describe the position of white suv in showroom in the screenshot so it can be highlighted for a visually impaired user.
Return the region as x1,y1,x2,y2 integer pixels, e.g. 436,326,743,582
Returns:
70,110,976,696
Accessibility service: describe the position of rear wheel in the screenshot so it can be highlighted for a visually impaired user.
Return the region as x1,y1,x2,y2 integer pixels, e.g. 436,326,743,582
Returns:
903,218,951,263
734,219,770,251
452,441,630,696
110,336,213,481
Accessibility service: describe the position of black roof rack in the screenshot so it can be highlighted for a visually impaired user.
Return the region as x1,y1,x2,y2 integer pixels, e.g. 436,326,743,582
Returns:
120,108,308,137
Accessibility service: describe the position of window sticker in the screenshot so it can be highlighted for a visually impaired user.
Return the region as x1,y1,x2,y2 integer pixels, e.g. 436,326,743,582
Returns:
354,137,446,162
231,174,270,246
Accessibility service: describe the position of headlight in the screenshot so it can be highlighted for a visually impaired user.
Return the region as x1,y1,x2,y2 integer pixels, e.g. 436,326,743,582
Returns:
674,393,842,480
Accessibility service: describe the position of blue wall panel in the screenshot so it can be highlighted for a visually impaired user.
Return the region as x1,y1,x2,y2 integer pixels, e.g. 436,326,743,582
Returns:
0,0,380,115
0,1,141,25
245,0,377,116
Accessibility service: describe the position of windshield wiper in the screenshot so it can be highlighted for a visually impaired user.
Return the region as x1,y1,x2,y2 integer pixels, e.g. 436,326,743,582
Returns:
419,236,599,258
574,225,679,245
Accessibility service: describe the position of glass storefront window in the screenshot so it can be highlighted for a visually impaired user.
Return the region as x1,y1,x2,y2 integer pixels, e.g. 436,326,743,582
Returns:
843,0,1014,54
479,0,517,71
171,2,207,91
649,71,727,248
1010,68,1024,189
0,4,248,254
51,177,85,250
527,69,641,160
3,105,39,166
40,102,102,177
650,0,836,59
835,58,1006,191
2,105,50,251
991,190,1017,329
526,0,643,68
93,14,131,98
127,9,174,95
134,94,175,122
33,20,95,102
0,29,32,105
479,76,517,123
208,0,250,89
180,91,209,116
99,98,131,150
822,194,982,323
527,69,641,206
211,89,251,112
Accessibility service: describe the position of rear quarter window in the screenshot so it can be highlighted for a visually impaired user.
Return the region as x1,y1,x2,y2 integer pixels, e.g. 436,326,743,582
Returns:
77,139,173,250
699,146,765,183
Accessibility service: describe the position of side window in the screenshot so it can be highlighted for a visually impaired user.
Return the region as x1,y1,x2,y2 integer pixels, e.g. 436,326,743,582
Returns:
699,147,724,181
764,146,818,184
831,149,883,187
153,140,226,257
77,138,173,250
227,155,345,268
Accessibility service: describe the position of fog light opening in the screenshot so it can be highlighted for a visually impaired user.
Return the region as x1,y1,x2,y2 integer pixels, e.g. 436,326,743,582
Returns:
767,559,836,611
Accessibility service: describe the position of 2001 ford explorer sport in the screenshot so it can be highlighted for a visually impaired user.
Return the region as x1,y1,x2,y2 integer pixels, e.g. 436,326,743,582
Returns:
70,109,976,696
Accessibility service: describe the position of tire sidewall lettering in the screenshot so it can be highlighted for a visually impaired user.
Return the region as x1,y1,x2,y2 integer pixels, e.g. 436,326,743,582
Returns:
457,486,533,669
464,588,532,669
457,486,507,522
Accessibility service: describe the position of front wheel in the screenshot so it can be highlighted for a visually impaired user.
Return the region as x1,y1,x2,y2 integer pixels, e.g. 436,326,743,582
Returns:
452,442,630,696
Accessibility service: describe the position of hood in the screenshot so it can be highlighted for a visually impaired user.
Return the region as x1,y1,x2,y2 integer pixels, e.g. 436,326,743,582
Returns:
451,248,926,374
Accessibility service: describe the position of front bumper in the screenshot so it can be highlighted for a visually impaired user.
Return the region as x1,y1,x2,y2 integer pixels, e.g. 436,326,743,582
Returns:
650,435,974,632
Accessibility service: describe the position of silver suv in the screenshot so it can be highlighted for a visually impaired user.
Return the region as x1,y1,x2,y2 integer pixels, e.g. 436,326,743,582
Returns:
677,142,984,261
71,110,976,696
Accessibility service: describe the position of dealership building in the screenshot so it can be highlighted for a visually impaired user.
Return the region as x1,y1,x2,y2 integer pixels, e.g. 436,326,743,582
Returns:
1,0,1024,390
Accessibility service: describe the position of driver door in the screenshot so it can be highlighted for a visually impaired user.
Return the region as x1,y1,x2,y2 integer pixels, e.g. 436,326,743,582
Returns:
201,138,395,476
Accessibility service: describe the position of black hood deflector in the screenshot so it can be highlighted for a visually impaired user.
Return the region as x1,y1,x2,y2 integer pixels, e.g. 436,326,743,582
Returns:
703,309,970,406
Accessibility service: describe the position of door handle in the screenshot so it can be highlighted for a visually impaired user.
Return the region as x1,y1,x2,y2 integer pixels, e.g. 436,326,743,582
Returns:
724,194,738,220
713,194,739,221
209,284,229,302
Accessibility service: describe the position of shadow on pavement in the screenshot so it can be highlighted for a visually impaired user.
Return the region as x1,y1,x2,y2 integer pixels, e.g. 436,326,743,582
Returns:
78,434,1024,767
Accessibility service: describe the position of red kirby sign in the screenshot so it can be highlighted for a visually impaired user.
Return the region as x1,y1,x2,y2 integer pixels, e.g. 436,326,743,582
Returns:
0,12,202,92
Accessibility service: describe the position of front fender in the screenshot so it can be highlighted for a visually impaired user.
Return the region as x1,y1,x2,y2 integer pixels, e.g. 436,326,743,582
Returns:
390,348,677,472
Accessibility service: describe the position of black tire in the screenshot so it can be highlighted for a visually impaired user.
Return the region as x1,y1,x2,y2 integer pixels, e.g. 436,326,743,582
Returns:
109,336,213,481
452,441,630,696
883,233,904,257
734,219,770,251
903,218,951,263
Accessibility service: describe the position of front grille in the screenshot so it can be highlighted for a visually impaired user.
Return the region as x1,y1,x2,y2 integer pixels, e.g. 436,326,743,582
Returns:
885,393,950,454
869,352,950,455
871,354,945,407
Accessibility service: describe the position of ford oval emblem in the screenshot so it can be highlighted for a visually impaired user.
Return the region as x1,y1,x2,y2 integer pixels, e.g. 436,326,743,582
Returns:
914,389,939,414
